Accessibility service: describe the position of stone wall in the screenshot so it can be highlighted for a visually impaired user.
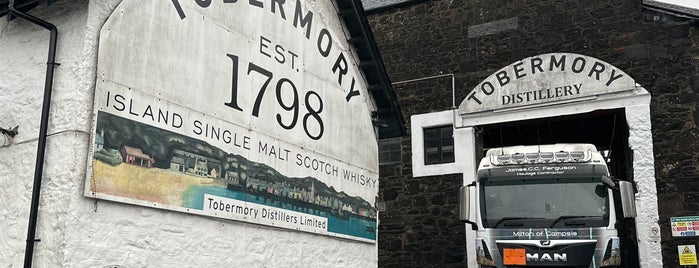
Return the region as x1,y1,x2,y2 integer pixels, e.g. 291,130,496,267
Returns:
368,0,699,267
379,162,465,267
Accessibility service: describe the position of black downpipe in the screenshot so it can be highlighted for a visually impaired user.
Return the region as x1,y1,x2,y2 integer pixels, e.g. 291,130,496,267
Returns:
7,1,58,267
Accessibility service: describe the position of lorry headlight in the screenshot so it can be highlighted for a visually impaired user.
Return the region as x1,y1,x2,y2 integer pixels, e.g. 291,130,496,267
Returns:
476,239,496,266
600,237,621,267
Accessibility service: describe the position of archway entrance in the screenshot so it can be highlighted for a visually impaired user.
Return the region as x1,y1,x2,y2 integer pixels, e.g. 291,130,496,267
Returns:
452,53,660,268
475,108,639,266
410,53,661,267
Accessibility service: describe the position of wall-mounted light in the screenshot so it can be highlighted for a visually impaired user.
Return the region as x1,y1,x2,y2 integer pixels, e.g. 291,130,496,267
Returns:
0,126,18,147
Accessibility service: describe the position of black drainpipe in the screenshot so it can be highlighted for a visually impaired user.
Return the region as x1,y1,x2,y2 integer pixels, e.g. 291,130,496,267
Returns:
7,1,58,267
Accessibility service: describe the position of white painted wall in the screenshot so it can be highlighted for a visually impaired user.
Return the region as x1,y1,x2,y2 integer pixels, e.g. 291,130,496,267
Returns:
0,0,378,267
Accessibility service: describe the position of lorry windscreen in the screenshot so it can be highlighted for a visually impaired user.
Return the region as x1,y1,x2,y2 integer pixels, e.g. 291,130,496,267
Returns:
480,177,609,228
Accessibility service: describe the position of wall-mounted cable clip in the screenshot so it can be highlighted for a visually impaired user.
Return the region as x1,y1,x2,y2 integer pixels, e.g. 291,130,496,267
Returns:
0,125,18,147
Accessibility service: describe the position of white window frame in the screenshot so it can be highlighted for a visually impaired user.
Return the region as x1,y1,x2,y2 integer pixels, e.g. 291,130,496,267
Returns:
411,111,472,177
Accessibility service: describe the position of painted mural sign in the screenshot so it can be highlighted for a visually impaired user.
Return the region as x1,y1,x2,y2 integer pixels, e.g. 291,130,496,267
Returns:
86,0,379,242
459,53,637,114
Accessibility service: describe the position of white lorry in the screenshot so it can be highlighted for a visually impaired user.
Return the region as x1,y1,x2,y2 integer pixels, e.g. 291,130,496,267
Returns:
460,144,637,267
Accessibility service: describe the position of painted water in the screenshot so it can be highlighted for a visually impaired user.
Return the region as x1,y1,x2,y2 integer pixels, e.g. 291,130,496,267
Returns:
183,185,377,240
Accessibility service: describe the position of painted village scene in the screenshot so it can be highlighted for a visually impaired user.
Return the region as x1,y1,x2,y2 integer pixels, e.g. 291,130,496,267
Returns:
91,112,376,240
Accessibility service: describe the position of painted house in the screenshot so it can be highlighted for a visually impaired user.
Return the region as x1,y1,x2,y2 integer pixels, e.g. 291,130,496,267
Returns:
120,145,154,168
95,129,104,152
169,156,185,173
170,149,221,179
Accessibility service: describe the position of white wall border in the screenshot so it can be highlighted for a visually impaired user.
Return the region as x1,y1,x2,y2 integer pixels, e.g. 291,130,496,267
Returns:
411,110,472,177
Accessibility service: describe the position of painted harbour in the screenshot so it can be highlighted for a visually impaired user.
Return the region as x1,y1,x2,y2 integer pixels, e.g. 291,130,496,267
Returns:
91,111,377,241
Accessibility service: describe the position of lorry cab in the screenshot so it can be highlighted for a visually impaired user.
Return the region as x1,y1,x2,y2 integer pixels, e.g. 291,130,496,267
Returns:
460,144,636,268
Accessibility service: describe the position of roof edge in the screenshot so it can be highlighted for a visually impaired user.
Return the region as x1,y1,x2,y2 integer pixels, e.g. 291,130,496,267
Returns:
336,0,406,139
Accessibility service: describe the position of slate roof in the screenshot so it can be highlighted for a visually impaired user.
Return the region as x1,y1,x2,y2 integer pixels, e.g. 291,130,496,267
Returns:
336,0,406,138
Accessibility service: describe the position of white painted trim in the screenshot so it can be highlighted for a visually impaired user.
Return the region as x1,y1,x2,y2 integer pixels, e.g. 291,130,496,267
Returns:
410,110,471,177
625,104,663,268
460,127,479,268
457,89,650,127
459,53,637,115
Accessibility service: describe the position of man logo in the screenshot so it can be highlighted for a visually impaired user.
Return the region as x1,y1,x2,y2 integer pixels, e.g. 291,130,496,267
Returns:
540,240,551,246
526,253,567,262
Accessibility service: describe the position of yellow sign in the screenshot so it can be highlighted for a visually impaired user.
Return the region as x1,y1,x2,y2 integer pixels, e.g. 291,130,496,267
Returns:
679,245,698,265
684,246,694,254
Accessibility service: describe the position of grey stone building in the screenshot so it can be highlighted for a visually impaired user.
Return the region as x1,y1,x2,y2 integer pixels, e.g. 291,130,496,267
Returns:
364,0,699,267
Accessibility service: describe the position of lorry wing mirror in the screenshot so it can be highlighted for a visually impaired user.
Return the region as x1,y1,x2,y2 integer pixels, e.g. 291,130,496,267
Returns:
600,175,614,188
618,180,637,218
459,185,478,230
459,186,470,221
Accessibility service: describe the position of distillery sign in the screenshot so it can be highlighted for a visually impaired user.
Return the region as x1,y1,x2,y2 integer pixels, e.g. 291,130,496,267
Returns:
459,53,637,114
86,0,379,242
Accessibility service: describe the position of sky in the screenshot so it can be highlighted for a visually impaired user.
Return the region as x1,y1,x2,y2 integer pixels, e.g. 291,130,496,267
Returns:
652,0,699,9
646,0,699,13
361,0,699,14
361,0,408,10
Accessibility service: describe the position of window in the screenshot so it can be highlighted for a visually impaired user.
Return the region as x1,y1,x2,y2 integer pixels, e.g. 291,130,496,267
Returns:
423,125,454,165
379,138,401,165
410,111,461,177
